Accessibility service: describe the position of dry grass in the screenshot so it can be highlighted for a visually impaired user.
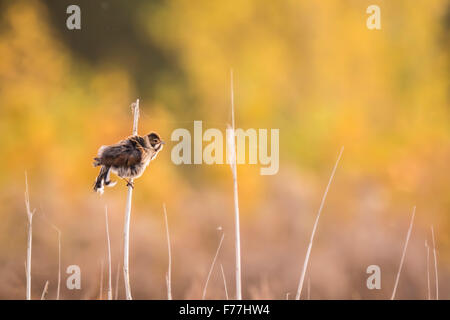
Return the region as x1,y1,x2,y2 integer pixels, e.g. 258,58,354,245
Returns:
229,69,242,300
295,147,344,300
220,264,229,300
202,232,225,299
14,100,444,301
122,99,140,300
40,281,49,300
431,226,439,300
105,206,113,300
24,172,35,300
163,203,172,300
391,206,416,300
425,240,430,300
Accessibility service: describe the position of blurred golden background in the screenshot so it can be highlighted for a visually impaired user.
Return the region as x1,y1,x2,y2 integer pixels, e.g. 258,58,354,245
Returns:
0,0,449,299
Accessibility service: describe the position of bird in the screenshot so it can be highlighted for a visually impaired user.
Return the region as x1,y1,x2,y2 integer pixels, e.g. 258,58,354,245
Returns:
93,132,164,194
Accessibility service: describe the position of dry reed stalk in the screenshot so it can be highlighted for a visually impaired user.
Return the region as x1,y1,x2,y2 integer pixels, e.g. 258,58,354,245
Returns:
295,147,344,300
48,223,62,300
40,281,49,300
425,240,430,300
220,264,229,300
163,203,172,300
105,206,112,300
202,233,225,300
307,277,311,300
391,206,416,300
431,226,438,300
56,230,61,300
38,209,62,300
229,69,242,300
123,99,140,300
114,262,120,300
24,172,35,300
99,260,104,300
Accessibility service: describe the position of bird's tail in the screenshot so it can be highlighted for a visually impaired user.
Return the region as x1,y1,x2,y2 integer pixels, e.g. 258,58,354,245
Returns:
93,166,116,194
93,145,108,167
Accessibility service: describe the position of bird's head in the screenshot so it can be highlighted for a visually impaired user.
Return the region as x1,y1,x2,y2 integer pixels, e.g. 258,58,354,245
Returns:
147,132,165,151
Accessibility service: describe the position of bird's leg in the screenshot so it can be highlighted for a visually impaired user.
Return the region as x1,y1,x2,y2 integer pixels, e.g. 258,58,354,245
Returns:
127,180,135,189
122,178,134,189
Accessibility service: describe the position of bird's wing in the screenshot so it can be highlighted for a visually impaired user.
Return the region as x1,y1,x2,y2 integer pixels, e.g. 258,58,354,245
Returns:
99,139,142,167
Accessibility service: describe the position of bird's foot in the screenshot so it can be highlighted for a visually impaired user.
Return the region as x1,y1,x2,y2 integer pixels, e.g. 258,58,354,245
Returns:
123,178,134,189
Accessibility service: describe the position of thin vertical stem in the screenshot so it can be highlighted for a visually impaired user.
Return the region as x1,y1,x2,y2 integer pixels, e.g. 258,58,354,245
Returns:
123,187,133,300
123,99,140,300
202,233,225,300
99,260,104,300
295,147,344,300
425,240,430,300
229,69,242,300
51,226,61,300
40,281,49,300
230,69,235,129
391,206,416,300
163,203,172,300
114,262,120,300
105,206,112,300
220,264,229,300
307,277,311,300
40,210,61,300
24,172,35,300
431,226,438,300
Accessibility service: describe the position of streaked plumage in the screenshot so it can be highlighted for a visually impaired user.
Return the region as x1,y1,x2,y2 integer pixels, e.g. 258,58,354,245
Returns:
93,132,164,194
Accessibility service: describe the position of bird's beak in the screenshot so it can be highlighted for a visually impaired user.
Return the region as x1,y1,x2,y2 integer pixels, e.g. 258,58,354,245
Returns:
161,141,165,145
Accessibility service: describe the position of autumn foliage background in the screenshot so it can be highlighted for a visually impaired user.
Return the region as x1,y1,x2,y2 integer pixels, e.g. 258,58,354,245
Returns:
0,0,449,299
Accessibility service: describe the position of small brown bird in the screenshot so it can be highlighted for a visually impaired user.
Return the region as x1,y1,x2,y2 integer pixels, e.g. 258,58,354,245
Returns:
93,132,164,194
